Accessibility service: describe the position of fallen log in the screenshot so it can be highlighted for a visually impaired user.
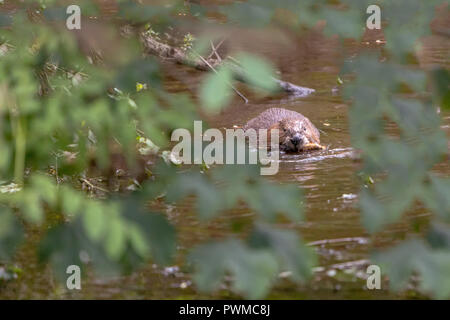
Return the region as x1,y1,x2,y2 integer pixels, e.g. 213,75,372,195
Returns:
140,33,315,98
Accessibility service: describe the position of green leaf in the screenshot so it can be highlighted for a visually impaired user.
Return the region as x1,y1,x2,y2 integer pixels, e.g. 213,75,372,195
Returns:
421,175,450,222
383,1,435,59
121,197,176,265
249,223,315,281
38,223,85,281
104,214,127,260
390,99,440,135
0,12,12,28
247,181,303,222
220,1,274,28
38,219,121,280
236,53,277,91
374,239,450,299
199,67,232,113
0,146,11,177
189,239,278,299
30,174,57,206
373,239,427,291
119,2,172,23
21,191,44,225
82,202,106,242
359,189,397,234
322,8,364,39
431,68,450,110
211,165,261,209
417,251,450,299
128,223,151,259
426,222,450,249
0,207,24,261
61,186,84,218
166,171,224,220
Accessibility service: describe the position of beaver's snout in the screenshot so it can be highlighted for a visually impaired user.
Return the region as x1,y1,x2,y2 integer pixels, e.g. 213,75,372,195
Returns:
278,119,311,152
290,134,304,146
283,135,306,152
282,133,306,152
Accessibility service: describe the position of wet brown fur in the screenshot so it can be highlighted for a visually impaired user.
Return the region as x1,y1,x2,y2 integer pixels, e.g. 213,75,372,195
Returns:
243,108,323,152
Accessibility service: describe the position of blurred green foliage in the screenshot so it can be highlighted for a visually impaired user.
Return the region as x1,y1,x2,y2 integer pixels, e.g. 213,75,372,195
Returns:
0,0,448,299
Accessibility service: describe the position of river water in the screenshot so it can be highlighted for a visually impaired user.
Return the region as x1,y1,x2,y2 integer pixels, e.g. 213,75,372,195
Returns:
156,27,449,299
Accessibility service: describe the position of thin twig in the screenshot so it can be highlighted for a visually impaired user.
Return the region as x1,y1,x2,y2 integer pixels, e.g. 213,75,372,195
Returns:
193,50,248,104
141,33,315,96
226,55,242,66
79,177,110,193
208,39,225,61
209,40,221,61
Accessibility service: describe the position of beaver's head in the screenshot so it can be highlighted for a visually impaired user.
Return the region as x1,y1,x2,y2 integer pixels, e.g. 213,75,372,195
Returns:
270,118,320,152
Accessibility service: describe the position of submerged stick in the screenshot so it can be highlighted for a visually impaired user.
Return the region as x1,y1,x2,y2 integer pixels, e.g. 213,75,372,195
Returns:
141,33,315,97
302,143,326,151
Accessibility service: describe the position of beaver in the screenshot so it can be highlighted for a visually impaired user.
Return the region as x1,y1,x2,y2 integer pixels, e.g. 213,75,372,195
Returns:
243,108,324,152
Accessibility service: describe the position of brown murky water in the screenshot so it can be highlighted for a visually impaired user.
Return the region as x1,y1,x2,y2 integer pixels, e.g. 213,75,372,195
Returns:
0,5,449,299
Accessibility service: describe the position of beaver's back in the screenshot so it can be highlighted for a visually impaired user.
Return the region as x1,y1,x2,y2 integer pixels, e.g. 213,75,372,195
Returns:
244,108,319,137
243,108,321,144
243,108,306,131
